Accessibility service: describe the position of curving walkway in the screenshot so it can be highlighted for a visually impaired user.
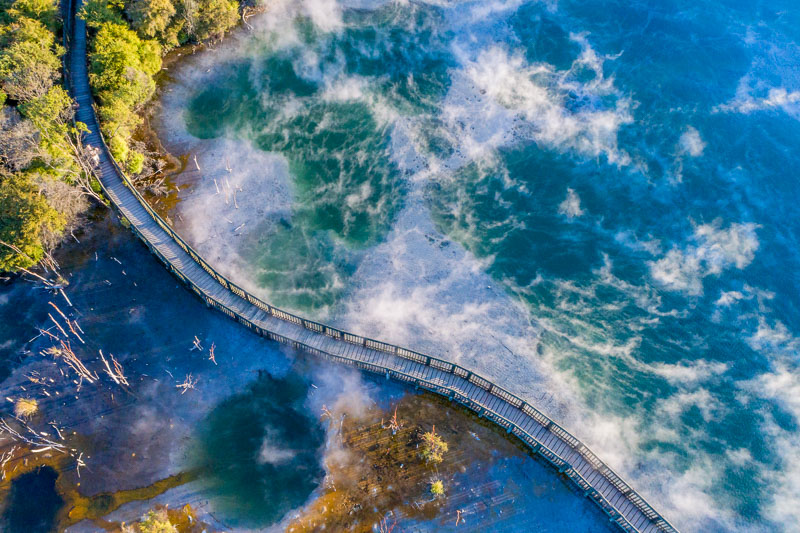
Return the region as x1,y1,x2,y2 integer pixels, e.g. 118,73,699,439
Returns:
64,1,678,531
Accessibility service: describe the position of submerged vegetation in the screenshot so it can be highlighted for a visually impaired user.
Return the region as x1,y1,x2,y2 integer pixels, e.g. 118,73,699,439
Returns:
289,392,524,532
127,509,178,533
0,0,99,272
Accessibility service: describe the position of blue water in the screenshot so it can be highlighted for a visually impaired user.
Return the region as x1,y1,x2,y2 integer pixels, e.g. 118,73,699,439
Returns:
0,466,63,532
163,0,800,530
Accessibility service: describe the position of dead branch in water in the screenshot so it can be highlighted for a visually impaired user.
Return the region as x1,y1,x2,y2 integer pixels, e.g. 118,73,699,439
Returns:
208,343,217,365
75,451,86,477
379,515,398,533
48,313,69,338
176,374,198,394
190,336,203,352
48,302,84,343
242,7,254,31
0,240,65,288
42,340,97,385
59,288,72,307
100,350,128,387
0,418,67,453
388,405,403,435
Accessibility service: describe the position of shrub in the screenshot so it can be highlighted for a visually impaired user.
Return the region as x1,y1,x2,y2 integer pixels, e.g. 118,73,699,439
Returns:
126,150,144,174
420,427,448,464
14,397,38,418
430,479,444,497
109,133,129,163
134,509,177,533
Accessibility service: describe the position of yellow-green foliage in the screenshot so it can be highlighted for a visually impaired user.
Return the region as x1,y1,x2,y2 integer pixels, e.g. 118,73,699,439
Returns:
8,0,59,31
188,0,238,42
0,11,63,102
0,171,65,270
132,509,178,533
126,0,180,47
420,427,448,464
126,150,144,174
0,0,87,272
84,19,160,170
13,397,38,419
430,479,444,497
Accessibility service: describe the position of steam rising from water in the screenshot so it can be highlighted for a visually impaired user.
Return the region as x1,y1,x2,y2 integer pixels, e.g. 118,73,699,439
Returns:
156,0,800,530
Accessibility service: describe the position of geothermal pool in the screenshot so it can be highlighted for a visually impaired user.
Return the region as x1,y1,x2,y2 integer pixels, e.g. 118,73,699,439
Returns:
0,215,615,531
153,0,800,531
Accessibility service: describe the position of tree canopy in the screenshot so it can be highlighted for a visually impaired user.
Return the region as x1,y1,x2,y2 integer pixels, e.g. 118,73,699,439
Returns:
0,0,93,273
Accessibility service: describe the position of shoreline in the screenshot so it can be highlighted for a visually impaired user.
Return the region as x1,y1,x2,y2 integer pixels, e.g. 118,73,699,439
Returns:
133,5,273,221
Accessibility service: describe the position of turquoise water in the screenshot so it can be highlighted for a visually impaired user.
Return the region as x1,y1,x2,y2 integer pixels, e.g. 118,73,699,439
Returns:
190,373,325,528
173,0,800,530
0,215,621,532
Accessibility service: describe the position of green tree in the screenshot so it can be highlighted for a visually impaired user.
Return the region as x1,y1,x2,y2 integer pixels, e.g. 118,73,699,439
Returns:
19,85,73,148
186,0,237,42
7,0,59,32
87,21,160,168
0,0,94,272
126,0,176,44
78,0,125,28
0,170,64,271
0,16,63,101
88,22,161,104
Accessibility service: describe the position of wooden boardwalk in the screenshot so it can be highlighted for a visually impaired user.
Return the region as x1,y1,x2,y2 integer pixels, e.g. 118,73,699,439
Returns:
64,2,677,531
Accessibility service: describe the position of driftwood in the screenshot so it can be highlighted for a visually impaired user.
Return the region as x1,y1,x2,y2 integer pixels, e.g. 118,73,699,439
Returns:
190,335,203,352
379,515,398,533
208,343,217,365
100,350,129,387
42,340,98,385
176,374,198,394
388,405,403,435
0,418,67,453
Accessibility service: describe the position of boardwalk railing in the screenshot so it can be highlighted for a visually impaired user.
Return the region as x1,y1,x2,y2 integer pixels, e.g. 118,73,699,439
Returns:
64,2,678,531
